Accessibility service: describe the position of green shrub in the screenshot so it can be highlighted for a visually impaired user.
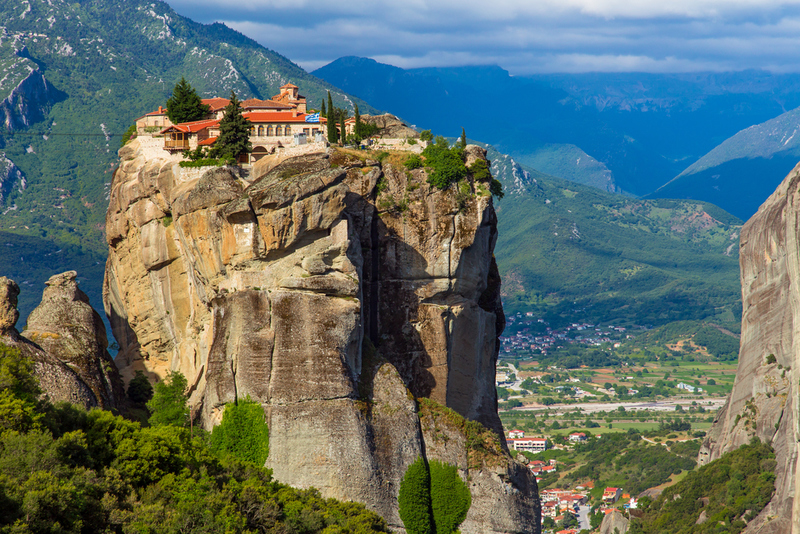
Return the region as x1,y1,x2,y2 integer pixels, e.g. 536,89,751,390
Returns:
405,154,423,170
766,354,777,364
422,136,467,190
468,159,491,182
121,123,136,147
430,460,471,534
419,130,433,142
127,370,153,404
209,396,270,466
398,457,471,534
399,457,433,534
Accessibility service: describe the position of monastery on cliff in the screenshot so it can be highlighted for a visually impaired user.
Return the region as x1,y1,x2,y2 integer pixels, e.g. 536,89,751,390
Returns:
135,83,327,164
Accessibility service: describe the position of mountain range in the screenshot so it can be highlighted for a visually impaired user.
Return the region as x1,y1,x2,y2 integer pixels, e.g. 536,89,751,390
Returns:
0,0,786,335
314,57,800,220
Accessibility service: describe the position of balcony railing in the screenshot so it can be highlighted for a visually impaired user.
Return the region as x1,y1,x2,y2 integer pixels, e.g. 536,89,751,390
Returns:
164,139,189,151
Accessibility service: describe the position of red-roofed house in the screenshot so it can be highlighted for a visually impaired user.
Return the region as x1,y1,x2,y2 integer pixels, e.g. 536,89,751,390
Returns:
603,487,622,503
160,119,220,152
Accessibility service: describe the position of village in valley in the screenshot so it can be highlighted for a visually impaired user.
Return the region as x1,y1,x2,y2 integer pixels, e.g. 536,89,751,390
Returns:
496,309,740,533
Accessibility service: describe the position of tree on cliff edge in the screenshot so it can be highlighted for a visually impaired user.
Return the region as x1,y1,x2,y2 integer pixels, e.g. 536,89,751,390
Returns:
212,91,252,161
327,91,337,143
166,77,210,124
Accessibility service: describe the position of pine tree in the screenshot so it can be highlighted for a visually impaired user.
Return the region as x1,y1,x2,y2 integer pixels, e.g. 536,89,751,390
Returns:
321,99,327,118
460,127,467,149
327,91,337,143
166,77,209,124
212,91,251,160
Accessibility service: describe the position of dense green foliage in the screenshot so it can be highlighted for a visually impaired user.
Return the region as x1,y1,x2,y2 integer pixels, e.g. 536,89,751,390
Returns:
398,457,471,534
398,457,433,534
565,432,696,495
405,154,424,170
422,136,467,189
0,343,43,432
146,372,189,428
212,92,252,159
126,370,153,405
630,440,776,534
166,77,210,124
429,460,471,534
209,397,270,466
0,341,390,534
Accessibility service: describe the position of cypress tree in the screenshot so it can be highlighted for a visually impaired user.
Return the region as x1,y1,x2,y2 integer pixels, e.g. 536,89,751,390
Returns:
354,103,362,141
212,91,251,160
321,99,327,118
398,457,433,534
327,91,337,143
166,77,210,124
460,127,467,149
430,460,471,534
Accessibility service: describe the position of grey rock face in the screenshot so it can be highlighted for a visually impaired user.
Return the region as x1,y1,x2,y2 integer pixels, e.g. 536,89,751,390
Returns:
700,162,800,534
105,139,539,533
0,274,101,408
23,271,125,409
600,510,629,534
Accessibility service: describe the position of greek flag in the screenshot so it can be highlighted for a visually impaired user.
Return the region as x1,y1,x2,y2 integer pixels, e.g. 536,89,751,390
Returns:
305,113,320,123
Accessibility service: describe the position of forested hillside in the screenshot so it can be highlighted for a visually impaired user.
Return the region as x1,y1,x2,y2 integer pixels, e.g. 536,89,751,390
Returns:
487,147,743,330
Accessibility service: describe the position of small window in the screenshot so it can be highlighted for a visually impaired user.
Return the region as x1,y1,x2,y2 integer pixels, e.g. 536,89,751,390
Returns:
303,128,310,135
267,125,273,136
276,125,283,136
285,126,291,135
258,125,264,136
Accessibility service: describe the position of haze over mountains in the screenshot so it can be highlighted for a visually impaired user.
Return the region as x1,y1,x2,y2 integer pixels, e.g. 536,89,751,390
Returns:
314,57,800,219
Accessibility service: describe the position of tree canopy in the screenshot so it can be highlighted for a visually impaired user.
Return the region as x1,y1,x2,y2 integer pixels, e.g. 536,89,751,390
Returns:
146,371,189,427
166,77,210,124
211,91,252,159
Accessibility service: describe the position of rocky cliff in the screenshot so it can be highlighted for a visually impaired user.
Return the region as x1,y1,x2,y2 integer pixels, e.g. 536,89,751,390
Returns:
0,272,122,409
104,138,539,533
699,162,800,534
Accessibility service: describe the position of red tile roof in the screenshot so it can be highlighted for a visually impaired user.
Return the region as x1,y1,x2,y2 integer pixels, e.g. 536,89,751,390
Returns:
202,98,230,111
280,83,298,89
198,137,217,146
160,118,219,134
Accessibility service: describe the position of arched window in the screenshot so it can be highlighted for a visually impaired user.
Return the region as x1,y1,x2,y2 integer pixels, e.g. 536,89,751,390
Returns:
267,125,273,136
258,125,264,136
276,125,283,136
285,125,291,135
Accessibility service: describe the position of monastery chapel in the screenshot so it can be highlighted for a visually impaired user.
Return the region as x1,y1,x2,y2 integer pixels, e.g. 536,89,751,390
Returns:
135,83,327,163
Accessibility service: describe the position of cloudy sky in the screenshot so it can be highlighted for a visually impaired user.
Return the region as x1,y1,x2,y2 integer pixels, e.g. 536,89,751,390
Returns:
164,0,800,75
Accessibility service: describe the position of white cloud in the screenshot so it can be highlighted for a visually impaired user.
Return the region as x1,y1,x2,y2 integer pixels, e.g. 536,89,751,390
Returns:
164,0,800,74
